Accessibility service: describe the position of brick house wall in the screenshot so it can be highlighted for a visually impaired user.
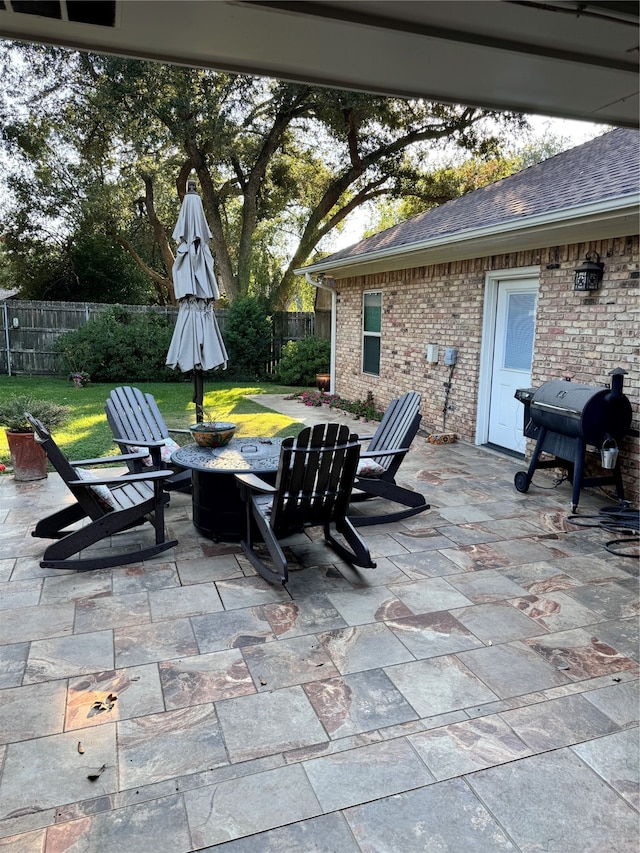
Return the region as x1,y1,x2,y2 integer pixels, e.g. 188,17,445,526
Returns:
333,234,639,504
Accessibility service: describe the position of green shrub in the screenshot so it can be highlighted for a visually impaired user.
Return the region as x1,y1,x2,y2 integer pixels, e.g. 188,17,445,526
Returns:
276,337,331,386
55,305,176,382
223,296,272,380
0,395,70,432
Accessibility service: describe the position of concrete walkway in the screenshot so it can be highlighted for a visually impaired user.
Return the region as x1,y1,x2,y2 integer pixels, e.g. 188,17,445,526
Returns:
0,394,637,851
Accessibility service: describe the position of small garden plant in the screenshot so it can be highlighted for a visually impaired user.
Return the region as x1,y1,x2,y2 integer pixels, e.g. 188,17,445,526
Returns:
288,389,384,422
0,395,70,432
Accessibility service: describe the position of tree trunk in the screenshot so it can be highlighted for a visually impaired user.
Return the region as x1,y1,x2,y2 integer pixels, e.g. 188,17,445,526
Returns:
141,174,176,304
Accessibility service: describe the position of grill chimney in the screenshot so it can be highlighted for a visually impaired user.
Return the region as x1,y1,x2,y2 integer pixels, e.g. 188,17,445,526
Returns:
607,367,627,400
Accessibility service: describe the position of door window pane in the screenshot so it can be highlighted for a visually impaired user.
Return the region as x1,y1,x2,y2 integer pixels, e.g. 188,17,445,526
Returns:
504,292,535,371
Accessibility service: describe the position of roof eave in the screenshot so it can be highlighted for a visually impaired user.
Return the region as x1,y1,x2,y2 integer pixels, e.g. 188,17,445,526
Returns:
296,195,640,280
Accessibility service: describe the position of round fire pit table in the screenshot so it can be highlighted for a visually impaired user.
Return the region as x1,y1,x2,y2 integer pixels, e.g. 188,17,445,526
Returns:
172,438,283,541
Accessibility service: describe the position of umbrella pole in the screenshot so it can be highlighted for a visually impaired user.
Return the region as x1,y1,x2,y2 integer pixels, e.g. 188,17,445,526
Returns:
193,370,204,423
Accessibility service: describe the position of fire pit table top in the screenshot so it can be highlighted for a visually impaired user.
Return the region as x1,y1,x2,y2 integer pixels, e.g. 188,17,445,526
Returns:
172,437,283,474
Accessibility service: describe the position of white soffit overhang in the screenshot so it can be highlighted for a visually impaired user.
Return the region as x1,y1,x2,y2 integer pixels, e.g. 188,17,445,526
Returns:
0,1,637,127
297,196,640,279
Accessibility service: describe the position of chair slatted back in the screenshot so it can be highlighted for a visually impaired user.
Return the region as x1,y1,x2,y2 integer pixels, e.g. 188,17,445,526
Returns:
106,385,174,474
105,386,193,493
271,424,360,532
106,386,169,449
366,391,421,475
26,415,107,520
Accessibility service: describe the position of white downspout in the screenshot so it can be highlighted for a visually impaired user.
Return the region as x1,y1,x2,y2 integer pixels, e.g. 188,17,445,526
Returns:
306,272,336,395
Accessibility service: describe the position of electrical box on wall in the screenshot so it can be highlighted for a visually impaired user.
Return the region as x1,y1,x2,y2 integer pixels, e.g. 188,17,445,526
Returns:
444,347,458,366
426,344,438,363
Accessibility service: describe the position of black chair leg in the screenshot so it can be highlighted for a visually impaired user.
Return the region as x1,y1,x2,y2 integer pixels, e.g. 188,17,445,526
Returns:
326,519,376,569
349,478,429,527
33,503,87,539
240,498,289,585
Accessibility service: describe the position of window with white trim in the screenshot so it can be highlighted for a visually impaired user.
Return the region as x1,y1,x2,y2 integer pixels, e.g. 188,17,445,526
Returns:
362,290,381,376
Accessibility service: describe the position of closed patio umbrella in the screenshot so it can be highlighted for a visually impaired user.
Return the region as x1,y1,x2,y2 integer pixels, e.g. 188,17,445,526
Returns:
166,183,228,422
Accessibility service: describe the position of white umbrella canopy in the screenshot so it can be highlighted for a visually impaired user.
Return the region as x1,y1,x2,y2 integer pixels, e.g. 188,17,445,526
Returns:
166,185,228,421
170,189,218,301
166,296,228,373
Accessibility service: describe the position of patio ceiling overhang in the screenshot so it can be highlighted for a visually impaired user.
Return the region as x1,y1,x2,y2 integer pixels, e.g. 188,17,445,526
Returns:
0,1,637,128
295,195,640,279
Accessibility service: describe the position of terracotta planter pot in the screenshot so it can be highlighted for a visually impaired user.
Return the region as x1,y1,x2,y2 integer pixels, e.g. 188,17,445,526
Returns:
5,430,48,481
316,373,331,393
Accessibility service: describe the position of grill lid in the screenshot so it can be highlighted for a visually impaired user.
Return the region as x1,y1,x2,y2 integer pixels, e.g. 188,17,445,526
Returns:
531,381,606,415
528,378,632,445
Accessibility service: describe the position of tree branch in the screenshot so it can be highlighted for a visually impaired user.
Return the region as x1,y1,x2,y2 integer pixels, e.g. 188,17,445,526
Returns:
140,173,176,303
176,161,195,200
113,234,171,305
343,108,362,170
184,140,239,299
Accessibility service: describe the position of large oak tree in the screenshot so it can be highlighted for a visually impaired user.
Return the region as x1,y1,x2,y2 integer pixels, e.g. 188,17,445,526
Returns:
1,44,525,308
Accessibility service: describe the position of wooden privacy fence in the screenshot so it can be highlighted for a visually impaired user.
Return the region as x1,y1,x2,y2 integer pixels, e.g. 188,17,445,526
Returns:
0,300,316,376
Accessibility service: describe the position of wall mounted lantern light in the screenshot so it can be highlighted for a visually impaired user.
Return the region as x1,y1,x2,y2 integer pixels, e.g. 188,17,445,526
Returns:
574,251,604,291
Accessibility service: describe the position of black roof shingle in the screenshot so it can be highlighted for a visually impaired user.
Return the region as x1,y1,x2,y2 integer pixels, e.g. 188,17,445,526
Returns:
323,127,640,263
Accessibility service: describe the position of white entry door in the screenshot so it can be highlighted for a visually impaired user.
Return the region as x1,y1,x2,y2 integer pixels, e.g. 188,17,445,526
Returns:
487,279,537,453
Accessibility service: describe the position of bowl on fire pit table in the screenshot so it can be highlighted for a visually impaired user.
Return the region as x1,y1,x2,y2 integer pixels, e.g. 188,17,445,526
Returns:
189,422,237,448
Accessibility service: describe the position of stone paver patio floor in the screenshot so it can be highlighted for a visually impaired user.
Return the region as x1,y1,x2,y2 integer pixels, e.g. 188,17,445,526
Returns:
0,394,637,851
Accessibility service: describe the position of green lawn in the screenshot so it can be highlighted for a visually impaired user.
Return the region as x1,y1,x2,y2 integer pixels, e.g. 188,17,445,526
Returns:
0,376,306,467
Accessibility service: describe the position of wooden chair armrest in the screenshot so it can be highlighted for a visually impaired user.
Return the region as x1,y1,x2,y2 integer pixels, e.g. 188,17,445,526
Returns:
69,469,174,487
360,447,410,459
235,472,277,494
70,451,148,466
111,435,165,448
356,434,378,444
167,428,191,435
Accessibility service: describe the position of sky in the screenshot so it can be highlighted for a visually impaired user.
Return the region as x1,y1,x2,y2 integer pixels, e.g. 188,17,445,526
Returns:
328,115,609,251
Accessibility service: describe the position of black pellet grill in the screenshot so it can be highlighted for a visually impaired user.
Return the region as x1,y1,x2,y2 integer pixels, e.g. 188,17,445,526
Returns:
514,368,632,511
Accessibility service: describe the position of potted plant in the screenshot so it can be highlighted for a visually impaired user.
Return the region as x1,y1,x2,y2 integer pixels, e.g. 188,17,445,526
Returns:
315,372,331,393
0,395,70,481
188,410,237,448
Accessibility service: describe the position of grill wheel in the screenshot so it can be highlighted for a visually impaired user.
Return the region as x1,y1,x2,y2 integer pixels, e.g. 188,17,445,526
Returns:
514,471,529,493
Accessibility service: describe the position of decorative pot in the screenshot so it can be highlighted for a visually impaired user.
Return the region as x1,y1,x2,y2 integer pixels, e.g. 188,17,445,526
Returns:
189,422,237,448
316,373,331,393
5,430,48,481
